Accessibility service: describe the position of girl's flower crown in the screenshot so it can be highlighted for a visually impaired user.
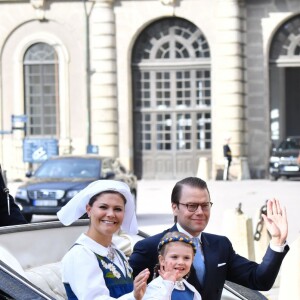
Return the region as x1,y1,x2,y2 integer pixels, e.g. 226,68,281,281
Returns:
157,233,197,254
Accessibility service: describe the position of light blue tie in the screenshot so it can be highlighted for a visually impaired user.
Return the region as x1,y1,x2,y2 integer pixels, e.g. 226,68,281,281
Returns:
193,237,205,285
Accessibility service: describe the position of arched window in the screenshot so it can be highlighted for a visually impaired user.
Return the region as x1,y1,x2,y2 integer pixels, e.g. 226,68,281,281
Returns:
132,18,211,178
23,42,59,136
270,16,300,60
269,16,300,141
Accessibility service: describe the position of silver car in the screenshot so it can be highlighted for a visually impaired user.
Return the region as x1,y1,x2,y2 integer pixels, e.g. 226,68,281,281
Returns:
269,136,300,180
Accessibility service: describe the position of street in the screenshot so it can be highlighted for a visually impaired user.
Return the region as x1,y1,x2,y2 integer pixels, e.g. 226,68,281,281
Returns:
7,178,300,300
8,178,299,244
136,179,299,245
135,178,299,300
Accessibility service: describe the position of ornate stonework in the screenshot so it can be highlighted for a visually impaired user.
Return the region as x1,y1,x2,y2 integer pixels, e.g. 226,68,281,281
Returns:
160,0,175,5
30,0,46,20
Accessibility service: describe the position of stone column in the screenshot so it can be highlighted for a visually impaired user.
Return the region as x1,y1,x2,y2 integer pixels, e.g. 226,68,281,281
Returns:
90,0,118,156
213,0,250,179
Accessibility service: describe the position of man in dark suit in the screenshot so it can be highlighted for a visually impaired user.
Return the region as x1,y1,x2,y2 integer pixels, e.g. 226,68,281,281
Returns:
223,136,232,180
129,177,289,300
0,194,28,227
0,165,27,226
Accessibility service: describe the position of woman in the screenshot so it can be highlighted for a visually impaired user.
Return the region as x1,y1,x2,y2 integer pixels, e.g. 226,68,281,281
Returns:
57,180,150,300
144,231,202,300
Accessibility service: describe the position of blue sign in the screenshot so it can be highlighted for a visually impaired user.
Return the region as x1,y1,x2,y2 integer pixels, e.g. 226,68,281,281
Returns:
0,130,12,135
23,138,58,163
87,144,99,154
12,115,28,123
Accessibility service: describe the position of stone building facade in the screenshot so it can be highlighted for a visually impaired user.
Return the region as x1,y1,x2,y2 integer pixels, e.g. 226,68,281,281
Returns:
0,0,299,180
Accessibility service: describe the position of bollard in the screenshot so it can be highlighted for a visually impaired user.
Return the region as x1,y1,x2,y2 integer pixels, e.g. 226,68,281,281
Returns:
237,157,251,180
222,203,255,261
196,157,210,181
278,236,300,299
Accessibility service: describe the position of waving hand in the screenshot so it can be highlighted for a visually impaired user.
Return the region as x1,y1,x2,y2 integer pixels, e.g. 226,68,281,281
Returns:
262,198,288,246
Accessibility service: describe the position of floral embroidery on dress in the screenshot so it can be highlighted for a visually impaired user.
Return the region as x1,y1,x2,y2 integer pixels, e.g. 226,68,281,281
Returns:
100,260,121,279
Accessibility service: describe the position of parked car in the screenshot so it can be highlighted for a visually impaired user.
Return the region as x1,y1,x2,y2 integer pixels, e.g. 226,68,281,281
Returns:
0,220,268,300
15,155,138,222
269,136,300,181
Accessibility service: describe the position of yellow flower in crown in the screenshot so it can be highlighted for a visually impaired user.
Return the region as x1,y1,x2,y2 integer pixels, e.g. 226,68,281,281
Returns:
157,234,197,254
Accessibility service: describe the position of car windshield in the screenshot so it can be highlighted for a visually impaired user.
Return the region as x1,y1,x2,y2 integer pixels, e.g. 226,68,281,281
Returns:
34,158,101,178
278,139,300,150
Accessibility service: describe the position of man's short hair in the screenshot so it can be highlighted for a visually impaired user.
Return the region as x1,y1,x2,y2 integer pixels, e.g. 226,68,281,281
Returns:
171,177,210,205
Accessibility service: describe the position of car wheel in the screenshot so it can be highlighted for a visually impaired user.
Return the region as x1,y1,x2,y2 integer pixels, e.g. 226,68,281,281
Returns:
23,213,33,223
269,174,278,181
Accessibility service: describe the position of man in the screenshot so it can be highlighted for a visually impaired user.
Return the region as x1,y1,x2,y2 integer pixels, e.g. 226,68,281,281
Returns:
0,165,27,226
223,137,232,180
129,177,289,300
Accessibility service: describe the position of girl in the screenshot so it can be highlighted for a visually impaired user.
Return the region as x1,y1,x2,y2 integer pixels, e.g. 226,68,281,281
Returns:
144,231,202,300
57,180,150,300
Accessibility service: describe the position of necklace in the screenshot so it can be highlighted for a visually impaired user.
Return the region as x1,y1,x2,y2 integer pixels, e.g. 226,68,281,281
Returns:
107,245,115,261
175,280,185,290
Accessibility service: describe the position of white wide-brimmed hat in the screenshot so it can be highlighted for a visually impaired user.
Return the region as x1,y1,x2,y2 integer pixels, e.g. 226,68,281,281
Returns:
57,180,138,234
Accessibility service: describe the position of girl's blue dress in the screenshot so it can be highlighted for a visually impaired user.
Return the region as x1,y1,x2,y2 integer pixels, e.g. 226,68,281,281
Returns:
171,283,195,300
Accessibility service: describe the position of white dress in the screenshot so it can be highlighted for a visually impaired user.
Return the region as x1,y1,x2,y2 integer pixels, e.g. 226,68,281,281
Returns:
143,276,202,300
61,233,135,300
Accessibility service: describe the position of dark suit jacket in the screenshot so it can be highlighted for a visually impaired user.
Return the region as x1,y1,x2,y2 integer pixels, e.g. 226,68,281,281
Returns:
129,224,289,300
0,194,27,227
223,144,232,162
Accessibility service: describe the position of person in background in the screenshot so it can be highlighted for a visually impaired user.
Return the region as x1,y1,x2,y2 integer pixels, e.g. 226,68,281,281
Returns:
144,231,202,300
57,180,150,300
0,164,27,226
223,136,232,180
129,177,289,300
